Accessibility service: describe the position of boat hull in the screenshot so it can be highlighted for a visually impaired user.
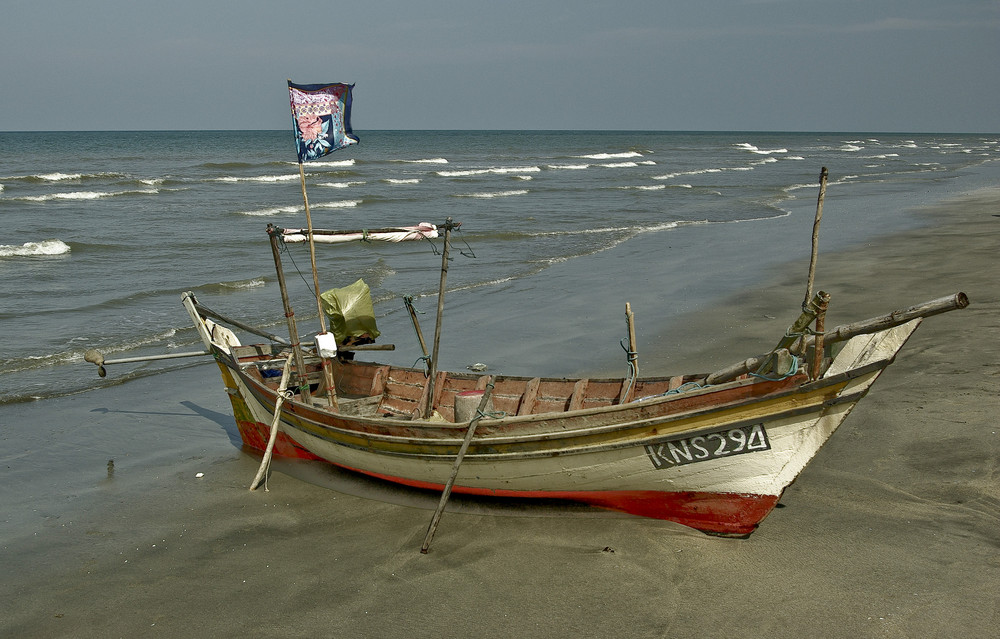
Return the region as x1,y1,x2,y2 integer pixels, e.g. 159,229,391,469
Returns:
210,320,920,536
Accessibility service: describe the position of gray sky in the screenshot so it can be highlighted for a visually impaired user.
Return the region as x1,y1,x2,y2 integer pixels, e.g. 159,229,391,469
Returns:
3,0,999,132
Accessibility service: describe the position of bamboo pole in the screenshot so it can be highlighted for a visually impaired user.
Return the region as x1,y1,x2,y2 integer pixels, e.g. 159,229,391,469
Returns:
424,218,454,418
803,167,828,309
297,162,339,410
420,376,495,554
268,225,311,404
249,353,294,491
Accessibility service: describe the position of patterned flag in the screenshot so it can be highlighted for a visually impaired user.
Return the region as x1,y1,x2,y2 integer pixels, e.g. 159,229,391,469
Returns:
287,81,359,162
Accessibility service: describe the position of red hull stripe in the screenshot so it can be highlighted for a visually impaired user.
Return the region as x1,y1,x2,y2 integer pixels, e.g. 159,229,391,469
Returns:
343,465,778,536
237,420,322,461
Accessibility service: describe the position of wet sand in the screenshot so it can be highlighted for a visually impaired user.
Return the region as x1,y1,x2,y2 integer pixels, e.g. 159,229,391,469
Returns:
2,190,998,638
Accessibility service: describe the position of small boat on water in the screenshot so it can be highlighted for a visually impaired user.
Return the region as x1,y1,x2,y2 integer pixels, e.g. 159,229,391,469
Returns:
136,220,965,539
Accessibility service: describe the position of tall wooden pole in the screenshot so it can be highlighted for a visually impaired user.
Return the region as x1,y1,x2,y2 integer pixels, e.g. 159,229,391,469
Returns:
298,162,338,409
803,167,828,310
424,218,454,418
267,225,311,405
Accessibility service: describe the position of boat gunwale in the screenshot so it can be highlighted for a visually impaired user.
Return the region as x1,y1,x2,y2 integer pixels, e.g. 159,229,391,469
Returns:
222,344,892,456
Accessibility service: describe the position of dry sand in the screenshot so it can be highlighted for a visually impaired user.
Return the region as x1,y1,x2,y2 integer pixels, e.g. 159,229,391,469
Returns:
2,190,998,638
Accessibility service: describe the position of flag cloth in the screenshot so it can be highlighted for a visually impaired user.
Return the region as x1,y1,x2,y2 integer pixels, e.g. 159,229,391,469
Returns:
287,81,359,162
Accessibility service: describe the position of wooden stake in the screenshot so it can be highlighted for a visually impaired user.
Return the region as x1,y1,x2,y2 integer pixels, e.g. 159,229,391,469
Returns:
803,167,828,309
249,353,294,491
420,377,495,553
811,293,829,381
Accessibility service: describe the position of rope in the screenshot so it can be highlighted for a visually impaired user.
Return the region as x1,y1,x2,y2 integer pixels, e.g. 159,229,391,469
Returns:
750,352,801,381
620,338,638,400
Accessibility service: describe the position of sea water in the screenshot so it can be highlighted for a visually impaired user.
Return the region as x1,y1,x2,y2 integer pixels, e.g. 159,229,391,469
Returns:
1,130,997,403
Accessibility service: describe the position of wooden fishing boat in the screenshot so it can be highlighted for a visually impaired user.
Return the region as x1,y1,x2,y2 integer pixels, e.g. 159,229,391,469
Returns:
159,220,968,538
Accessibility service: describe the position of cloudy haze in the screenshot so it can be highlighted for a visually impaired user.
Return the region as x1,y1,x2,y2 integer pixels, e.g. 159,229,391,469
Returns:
3,0,998,132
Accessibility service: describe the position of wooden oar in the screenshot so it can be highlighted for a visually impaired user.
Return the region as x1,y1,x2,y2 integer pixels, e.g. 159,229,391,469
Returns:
249,353,294,491
420,376,495,553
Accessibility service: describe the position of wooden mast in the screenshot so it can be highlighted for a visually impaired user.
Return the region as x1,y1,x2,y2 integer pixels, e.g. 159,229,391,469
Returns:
424,218,457,418
297,162,339,410
267,224,312,405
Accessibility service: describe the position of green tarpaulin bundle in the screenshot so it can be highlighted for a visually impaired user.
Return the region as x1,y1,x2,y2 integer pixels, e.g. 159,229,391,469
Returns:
319,279,381,344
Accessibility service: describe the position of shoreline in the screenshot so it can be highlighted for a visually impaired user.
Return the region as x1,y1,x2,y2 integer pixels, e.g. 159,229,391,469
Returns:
2,186,998,637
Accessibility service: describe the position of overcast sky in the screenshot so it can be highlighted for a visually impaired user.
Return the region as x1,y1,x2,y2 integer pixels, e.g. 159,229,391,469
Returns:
3,0,999,132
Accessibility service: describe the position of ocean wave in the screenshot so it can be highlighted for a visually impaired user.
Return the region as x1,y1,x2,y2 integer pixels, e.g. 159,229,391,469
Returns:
313,199,362,209
0,239,72,257
576,151,643,160
318,181,366,188
218,277,266,290
11,188,159,202
455,189,529,199
299,159,356,168
839,144,863,152
396,158,448,164
238,205,301,216
547,164,590,170
383,178,420,184
615,184,666,191
2,327,178,374
652,168,723,180
2,171,128,182
437,166,541,177
734,143,788,155
599,162,639,168
215,174,299,183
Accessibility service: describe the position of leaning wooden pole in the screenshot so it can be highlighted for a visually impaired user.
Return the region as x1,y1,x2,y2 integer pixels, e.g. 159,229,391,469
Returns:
803,167,829,309
404,296,431,372
424,218,454,418
267,225,311,404
249,353,294,491
297,163,338,409
421,376,495,553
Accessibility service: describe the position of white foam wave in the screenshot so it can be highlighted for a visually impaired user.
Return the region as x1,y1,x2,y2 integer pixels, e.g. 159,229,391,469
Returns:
839,144,863,152
734,143,788,155
239,205,301,216
616,184,666,191
437,166,541,177
399,158,448,164
296,159,356,168
383,178,420,184
14,188,158,201
548,164,590,170
313,199,362,209
600,162,639,168
318,181,366,188
0,239,71,257
576,151,643,160
456,189,529,199
220,277,265,289
652,168,723,180
216,174,299,183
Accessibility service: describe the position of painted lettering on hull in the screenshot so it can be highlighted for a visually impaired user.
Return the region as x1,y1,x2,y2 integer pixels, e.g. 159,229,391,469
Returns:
645,423,770,469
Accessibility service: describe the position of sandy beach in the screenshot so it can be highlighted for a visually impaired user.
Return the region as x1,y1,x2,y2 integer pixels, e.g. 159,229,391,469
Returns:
2,189,998,638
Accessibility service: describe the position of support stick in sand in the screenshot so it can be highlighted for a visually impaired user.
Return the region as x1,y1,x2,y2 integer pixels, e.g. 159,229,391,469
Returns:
249,353,294,491
421,376,495,553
